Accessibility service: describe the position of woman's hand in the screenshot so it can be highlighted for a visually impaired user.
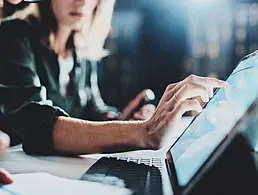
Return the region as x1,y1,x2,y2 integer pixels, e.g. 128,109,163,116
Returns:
133,104,156,120
75,0,116,60
119,89,156,121
0,131,13,184
143,75,228,150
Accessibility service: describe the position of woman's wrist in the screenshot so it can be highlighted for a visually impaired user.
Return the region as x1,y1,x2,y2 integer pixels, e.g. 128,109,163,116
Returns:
139,118,168,151
133,120,155,151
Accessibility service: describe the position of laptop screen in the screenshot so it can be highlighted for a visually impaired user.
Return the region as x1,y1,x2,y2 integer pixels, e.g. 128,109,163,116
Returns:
170,52,258,187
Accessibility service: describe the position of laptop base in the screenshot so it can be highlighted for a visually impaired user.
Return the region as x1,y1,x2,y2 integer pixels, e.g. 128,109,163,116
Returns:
81,157,164,195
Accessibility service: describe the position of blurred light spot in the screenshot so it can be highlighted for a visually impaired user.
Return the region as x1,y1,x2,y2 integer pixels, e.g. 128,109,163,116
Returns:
184,59,192,72
221,26,232,41
236,5,248,26
236,44,246,57
249,3,258,26
206,27,220,42
208,72,219,79
236,28,247,42
207,43,220,59
192,0,212,4
193,43,206,58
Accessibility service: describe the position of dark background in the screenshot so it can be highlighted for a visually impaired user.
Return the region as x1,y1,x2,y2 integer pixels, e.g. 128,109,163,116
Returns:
100,0,258,110
100,0,187,109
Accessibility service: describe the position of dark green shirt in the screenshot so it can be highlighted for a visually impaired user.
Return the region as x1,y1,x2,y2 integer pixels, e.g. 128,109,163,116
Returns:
0,17,118,155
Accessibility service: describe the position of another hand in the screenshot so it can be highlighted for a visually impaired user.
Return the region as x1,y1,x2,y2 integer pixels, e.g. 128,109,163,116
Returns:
119,89,152,120
0,131,13,184
142,75,228,150
75,0,116,60
133,104,156,120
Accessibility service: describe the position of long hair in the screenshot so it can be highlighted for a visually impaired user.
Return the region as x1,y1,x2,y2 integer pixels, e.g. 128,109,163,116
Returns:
2,1,65,49
36,1,75,50
4,0,109,60
3,0,114,60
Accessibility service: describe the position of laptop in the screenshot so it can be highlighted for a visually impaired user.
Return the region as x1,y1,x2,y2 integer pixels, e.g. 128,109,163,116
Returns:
81,50,258,195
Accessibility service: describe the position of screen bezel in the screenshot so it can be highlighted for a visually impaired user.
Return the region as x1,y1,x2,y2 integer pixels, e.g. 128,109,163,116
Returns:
166,50,258,194
183,98,258,195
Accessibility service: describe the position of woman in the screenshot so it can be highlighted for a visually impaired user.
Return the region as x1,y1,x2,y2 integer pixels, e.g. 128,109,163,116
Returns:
4,0,156,121
0,0,227,156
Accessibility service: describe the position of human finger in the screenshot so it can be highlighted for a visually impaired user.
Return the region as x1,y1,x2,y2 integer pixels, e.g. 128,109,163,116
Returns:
0,168,13,185
167,99,202,122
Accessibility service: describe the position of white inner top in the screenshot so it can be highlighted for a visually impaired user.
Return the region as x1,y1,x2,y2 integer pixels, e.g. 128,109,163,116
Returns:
58,51,74,97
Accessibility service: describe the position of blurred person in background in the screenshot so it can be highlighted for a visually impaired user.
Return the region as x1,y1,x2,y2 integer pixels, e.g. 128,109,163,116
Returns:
4,0,157,122
2,0,155,122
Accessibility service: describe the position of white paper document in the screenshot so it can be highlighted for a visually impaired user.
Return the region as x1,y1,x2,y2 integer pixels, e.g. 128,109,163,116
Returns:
1,173,132,195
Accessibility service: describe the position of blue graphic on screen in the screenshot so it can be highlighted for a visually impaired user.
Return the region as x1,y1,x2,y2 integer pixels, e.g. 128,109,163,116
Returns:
171,55,258,187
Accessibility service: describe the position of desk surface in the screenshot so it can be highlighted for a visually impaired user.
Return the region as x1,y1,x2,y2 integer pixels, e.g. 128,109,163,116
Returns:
2,116,258,181
0,117,193,180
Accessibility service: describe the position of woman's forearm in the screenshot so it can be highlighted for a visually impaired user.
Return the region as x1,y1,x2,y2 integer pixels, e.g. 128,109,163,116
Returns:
52,75,227,155
53,116,149,154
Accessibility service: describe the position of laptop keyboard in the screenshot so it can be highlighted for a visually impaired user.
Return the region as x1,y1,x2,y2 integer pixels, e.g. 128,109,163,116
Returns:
81,156,163,195
114,156,163,170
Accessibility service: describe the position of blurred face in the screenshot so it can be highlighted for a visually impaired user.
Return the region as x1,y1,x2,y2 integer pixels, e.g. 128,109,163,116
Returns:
52,0,99,31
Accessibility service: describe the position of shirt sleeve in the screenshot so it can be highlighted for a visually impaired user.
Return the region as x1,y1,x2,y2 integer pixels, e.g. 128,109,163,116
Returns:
0,19,69,155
